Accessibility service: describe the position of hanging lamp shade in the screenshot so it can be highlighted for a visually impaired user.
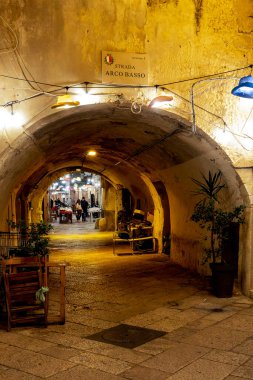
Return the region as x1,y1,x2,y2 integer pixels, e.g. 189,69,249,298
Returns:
51,94,80,109
148,95,173,108
231,75,253,99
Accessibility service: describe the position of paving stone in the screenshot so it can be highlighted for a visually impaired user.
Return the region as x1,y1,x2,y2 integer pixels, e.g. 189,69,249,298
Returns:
0,365,9,371
194,301,233,312
46,322,100,336
134,337,175,355
87,343,151,363
165,358,238,380
124,308,181,327
19,329,91,349
203,349,249,365
243,357,253,367
0,342,11,350
48,364,126,379
38,345,82,360
168,295,210,310
1,225,253,378
146,309,206,332
233,298,253,306
67,315,117,329
174,309,208,322
164,327,196,342
77,308,133,322
145,318,187,332
69,351,132,375
186,317,217,329
218,314,253,332
120,364,169,380
233,338,253,355
0,345,75,378
141,343,210,373
198,310,238,322
232,365,253,379
73,338,115,351
180,325,252,350
0,369,41,379
239,308,253,315
0,331,56,352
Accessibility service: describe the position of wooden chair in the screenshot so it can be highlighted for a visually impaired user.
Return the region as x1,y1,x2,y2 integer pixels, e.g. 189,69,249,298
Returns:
3,269,48,331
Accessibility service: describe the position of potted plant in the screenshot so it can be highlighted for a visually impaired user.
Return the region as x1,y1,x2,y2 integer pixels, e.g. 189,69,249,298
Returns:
7,220,53,259
191,170,245,297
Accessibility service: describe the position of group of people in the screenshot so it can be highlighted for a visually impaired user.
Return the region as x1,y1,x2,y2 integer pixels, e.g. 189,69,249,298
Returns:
75,197,89,221
51,196,90,222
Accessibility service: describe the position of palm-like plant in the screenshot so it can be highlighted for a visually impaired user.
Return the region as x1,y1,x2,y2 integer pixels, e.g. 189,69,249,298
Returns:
191,170,225,202
191,170,245,264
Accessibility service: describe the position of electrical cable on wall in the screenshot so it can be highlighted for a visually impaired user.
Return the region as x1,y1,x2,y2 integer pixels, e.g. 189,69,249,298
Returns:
0,58,252,152
100,128,182,174
0,16,18,54
1,64,252,108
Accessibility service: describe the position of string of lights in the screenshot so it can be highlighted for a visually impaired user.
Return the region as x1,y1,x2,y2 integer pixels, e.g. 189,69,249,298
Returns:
0,64,252,108
0,54,252,155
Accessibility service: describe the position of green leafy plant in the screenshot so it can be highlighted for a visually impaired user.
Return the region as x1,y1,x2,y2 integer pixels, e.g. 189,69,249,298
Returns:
7,220,53,257
191,170,245,264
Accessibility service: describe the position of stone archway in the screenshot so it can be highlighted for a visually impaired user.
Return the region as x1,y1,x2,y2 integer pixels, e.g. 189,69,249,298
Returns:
0,103,251,294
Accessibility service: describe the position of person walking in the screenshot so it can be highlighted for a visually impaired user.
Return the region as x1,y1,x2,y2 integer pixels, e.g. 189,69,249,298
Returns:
75,199,82,221
81,197,89,221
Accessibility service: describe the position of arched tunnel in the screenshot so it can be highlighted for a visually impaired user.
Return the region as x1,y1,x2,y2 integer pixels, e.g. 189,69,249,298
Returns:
0,103,250,290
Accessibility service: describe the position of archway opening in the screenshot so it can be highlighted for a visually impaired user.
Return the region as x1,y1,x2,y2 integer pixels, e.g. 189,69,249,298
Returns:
1,103,249,291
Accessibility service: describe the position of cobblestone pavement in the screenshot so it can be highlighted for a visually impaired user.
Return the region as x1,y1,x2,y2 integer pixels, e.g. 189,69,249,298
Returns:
0,220,253,379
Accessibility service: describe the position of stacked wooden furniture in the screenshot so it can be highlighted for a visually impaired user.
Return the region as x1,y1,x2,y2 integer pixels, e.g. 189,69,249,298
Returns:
1,257,47,331
4,269,47,331
1,257,67,331
113,225,156,255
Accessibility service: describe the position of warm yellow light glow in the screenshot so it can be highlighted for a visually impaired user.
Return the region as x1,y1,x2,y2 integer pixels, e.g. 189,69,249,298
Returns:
149,95,173,109
87,150,97,156
0,108,24,129
51,94,80,109
79,92,99,105
212,129,232,146
73,88,102,105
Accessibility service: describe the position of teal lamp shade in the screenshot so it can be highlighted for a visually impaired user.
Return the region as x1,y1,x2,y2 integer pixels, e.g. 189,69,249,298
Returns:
231,75,253,98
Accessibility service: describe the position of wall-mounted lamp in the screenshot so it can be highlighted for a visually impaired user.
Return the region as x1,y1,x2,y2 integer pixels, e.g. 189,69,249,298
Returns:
231,75,253,99
0,101,24,129
51,94,80,109
148,95,173,108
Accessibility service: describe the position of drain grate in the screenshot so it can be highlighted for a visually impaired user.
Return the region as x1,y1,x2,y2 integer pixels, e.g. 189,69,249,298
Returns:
86,323,166,348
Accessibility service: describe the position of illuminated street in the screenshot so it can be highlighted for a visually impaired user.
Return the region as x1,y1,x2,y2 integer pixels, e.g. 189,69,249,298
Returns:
0,1,253,378
48,220,205,322
0,221,252,378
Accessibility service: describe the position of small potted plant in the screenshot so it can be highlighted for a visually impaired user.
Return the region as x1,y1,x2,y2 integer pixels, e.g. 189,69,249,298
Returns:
191,170,245,297
7,220,53,259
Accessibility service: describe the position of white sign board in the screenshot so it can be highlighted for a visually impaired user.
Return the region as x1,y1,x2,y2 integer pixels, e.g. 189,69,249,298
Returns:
102,51,148,85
